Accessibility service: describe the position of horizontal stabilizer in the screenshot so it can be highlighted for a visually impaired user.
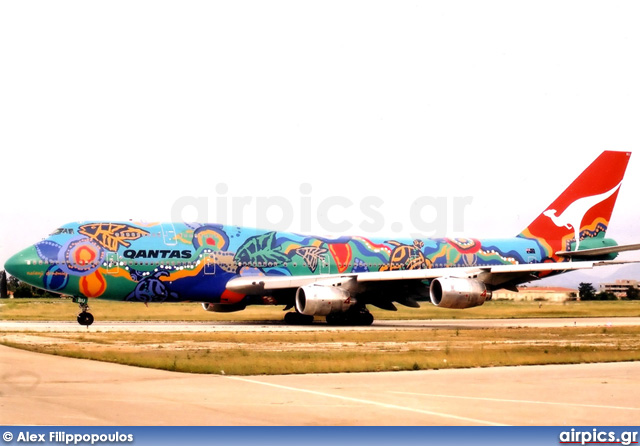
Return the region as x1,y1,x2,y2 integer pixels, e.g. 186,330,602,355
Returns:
556,243,640,258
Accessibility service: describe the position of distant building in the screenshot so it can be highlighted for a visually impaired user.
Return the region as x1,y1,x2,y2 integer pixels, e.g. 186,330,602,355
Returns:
599,280,639,298
493,286,577,302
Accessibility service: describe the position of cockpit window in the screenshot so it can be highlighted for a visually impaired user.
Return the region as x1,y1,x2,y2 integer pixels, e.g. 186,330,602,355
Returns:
50,227,75,236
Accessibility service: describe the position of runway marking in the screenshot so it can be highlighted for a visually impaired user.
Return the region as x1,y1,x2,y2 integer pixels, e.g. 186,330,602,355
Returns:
226,376,508,426
390,392,640,411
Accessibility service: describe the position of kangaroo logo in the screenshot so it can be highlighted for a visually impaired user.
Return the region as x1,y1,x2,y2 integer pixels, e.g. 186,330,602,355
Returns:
543,182,621,251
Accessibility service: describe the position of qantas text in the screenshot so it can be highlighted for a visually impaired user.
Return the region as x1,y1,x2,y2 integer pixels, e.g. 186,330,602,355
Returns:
122,249,192,259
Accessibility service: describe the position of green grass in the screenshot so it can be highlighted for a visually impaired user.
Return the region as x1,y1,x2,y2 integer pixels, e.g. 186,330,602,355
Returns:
2,298,640,322
2,326,639,375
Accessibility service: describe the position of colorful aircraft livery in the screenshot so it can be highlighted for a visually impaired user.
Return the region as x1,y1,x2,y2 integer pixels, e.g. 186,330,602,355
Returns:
4,151,639,325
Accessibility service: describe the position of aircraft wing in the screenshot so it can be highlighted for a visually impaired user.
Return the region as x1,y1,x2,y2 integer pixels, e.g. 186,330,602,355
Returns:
555,243,640,258
225,259,632,294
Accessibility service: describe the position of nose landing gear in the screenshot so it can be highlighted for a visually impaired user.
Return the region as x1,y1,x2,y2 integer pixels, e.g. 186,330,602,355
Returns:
74,297,94,326
77,311,94,326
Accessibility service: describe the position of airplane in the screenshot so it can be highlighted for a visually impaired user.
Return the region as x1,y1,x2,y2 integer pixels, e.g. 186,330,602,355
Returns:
3,150,639,326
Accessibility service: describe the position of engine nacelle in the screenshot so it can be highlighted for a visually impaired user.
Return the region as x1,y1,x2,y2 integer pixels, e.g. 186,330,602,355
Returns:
429,277,491,309
202,302,247,313
295,284,356,316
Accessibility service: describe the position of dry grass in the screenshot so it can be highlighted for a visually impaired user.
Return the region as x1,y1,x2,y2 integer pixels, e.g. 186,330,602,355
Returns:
2,298,640,322
2,326,639,375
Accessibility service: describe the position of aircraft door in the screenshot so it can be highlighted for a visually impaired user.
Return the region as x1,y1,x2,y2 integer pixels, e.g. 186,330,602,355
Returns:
204,252,216,275
105,252,119,274
162,223,177,246
318,254,330,275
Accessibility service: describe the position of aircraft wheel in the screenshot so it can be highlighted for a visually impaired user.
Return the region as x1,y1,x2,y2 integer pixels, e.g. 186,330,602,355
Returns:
343,309,374,326
325,313,344,326
357,311,374,326
77,312,94,326
284,312,314,325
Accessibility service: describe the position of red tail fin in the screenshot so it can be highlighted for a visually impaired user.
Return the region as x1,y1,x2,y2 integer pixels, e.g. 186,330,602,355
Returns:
518,151,631,257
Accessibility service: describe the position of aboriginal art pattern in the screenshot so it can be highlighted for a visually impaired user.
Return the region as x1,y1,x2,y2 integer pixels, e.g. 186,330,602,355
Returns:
25,221,548,305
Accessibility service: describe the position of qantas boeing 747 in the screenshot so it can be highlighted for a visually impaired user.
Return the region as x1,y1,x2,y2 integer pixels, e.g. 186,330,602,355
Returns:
3,151,639,325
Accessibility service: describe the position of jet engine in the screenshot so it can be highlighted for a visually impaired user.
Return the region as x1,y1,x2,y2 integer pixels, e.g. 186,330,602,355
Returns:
295,284,357,316
429,277,491,309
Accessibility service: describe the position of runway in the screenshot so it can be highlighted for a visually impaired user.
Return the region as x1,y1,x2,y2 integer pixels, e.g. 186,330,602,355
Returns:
2,316,640,332
2,318,639,425
1,344,639,426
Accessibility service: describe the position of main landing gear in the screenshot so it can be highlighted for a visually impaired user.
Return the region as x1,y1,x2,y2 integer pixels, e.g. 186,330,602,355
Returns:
283,311,314,325
75,297,94,326
326,307,374,326
283,307,375,326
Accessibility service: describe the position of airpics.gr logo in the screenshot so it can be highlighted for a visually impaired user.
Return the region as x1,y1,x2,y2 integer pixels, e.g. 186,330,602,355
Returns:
171,183,474,238
559,428,638,445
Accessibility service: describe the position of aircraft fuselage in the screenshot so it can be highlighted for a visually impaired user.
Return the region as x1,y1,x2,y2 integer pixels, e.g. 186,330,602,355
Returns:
7,221,549,305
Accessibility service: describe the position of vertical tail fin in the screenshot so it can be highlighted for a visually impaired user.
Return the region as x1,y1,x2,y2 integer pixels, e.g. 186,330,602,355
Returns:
518,151,631,258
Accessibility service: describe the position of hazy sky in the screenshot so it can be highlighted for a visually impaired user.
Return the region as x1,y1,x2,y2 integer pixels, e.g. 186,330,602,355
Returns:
1,1,639,269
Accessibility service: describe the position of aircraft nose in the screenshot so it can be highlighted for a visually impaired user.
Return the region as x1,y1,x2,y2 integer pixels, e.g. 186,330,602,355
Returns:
4,247,41,286
5,250,24,277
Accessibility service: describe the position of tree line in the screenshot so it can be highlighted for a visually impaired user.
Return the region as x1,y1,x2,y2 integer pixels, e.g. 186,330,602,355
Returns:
1,271,62,298
578,282,639,301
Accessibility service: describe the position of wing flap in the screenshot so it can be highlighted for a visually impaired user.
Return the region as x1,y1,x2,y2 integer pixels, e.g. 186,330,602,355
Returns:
226,274,356,294
487,261,595,274
356,267,484,282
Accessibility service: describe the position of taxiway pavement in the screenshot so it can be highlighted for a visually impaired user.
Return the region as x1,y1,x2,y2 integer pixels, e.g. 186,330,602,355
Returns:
1,344,638,426
1,317,639,332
